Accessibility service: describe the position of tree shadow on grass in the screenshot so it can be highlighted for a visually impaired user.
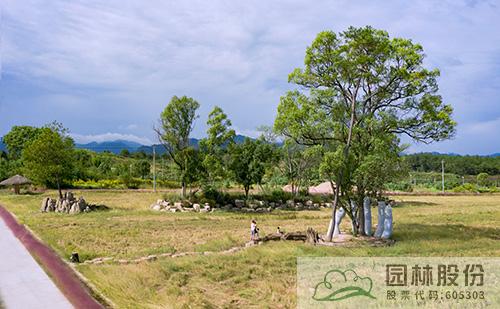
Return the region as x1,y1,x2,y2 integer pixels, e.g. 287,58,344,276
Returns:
393,201,438,208
395,223,500,241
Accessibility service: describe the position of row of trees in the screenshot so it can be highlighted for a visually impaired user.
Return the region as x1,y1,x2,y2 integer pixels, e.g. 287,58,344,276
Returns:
155,96,276,198
405,153,499,175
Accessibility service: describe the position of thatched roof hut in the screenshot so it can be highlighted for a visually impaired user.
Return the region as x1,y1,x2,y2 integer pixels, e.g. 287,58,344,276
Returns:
0,175,32,194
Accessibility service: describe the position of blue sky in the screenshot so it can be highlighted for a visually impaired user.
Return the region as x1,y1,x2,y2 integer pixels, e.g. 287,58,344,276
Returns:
1,0,499,154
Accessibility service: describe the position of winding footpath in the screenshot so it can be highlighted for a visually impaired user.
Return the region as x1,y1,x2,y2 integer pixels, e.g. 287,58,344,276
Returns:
0,206,102,309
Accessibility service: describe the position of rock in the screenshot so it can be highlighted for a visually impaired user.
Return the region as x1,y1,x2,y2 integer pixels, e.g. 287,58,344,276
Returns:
47,199,56,212
305,200,313,207
152,204,161,211
234,199,245,208
248,203,258,209
224,204,233,209
69,202,79,214
150,203,158,209
174,202,183,211
156,199,163,205
286,200,295,208
193,203,201,212
160,201,170,207
40,197,50,212
170,209,177,213
77,197,86,211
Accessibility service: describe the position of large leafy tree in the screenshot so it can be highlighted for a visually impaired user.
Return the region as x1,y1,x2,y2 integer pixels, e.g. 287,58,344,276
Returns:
199,106,235,187
156,95,200,197
275,26,456,240
22,127,75,198
2,126,44,159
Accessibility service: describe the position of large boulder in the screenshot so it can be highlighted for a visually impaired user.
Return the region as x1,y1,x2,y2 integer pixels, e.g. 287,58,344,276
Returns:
193,203,201,212
40,197,50,212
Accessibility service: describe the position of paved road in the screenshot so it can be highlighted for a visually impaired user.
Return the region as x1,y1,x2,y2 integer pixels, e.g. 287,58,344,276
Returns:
0,218,73,309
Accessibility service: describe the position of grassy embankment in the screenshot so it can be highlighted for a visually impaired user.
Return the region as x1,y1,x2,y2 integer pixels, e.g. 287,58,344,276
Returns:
0,190,498,308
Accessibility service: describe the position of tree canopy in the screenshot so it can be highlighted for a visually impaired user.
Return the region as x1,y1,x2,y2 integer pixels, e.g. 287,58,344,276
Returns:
22,127,75,198
156,95,200,197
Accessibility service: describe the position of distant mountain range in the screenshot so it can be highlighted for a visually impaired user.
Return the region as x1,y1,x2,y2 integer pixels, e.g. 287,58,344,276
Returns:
74,135,250,155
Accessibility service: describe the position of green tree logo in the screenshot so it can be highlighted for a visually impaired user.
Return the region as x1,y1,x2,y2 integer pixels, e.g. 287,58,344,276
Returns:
312,269,376,302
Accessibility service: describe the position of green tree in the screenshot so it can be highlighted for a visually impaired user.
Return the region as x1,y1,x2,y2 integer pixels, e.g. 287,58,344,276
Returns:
199,106,235,186
22,127,75,198
2,126,43,159
132,160,151,179
120,149,130,157
275,26,456,240
476,172,489,187
280,139,322,195
156,95,200,197
228,138,274,198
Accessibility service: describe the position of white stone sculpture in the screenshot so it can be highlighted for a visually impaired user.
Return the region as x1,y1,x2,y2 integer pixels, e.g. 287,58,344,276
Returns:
332,207,346,238
374,201,386,238
363,196,372,236
381,204,393,239
350,200,358,234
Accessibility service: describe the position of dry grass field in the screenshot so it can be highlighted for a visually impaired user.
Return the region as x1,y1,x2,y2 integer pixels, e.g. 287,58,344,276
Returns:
0,190,499,308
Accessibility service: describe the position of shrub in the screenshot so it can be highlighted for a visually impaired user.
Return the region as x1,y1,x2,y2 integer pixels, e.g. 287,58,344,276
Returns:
199,187,233,205
452,183,478,193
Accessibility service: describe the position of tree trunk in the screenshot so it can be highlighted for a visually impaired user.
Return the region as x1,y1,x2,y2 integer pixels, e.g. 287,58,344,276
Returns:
326,95,357,241
326,184,339,241
357,195,366,236
14,184,20,195
57,178,63,199
244,185,250,198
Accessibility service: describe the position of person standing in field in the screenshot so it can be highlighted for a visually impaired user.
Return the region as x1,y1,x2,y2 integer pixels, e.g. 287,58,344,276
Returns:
251,220,258,240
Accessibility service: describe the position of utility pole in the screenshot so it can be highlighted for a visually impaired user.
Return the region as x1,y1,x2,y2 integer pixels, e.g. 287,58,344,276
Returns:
441,159,445,193
153,145,157,193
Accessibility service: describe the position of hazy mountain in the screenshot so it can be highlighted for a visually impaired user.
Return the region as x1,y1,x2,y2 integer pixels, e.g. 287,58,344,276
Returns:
75,140,143,154
136,135,251,154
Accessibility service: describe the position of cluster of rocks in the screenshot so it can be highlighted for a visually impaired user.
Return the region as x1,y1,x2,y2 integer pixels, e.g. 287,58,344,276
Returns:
149,200,212,213
40,192,95,214
150,198,332,213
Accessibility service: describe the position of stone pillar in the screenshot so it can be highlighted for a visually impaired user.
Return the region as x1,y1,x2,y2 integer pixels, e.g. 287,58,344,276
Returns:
363,196,372,236
350,200,358,234
332,207,346,238
374,201,386,238
381,204,393,239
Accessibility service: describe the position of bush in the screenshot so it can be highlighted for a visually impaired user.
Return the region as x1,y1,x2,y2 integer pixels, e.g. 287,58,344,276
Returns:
199,187,233,206
452,183,478,193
